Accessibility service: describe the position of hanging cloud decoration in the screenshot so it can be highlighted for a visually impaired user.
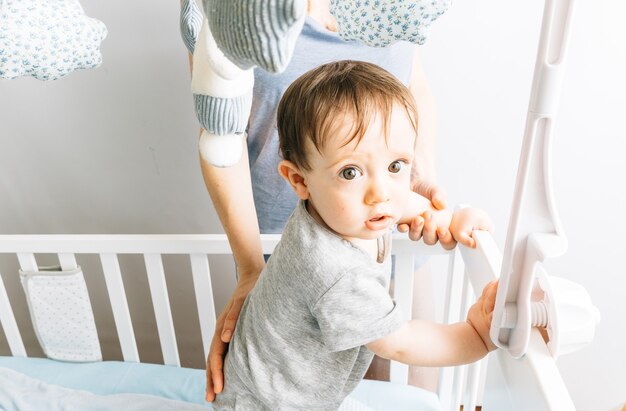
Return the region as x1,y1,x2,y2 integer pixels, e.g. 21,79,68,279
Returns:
0,0,107,81
330,0,451,47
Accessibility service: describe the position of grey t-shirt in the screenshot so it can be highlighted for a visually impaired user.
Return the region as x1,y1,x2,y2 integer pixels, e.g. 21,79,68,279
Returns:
213,201,404,410
248,17,415,234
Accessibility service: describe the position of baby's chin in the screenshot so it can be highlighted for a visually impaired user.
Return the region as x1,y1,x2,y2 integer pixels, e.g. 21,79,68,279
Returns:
329,218,398,241
339,229,389,242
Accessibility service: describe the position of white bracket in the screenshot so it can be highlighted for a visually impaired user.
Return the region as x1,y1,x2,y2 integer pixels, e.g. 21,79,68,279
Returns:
532,268,600,358
489,0,598,359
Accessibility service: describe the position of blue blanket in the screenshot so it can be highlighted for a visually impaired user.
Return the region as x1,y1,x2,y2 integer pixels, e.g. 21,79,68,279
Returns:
0,357,441,410
0,366,207,411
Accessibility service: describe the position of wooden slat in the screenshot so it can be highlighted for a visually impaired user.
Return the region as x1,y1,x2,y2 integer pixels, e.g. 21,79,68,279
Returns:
441,250,460,340
0,234,444,256
0,234,281,255
438,362,455,411
58,253,78,270
475,340,490,407
190,253,216,360
459,230,502,292
99,253,139,362
389,251,414,384
451,363,467,411
464,359,482,410
438,249,465,409
461,273,486,410
17,253,37,272
451,273,474,411
144,253,179,366
0,273,26,357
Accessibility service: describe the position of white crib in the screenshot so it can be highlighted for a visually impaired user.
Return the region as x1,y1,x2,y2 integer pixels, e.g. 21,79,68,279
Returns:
0,0,597,409
0,232,574,410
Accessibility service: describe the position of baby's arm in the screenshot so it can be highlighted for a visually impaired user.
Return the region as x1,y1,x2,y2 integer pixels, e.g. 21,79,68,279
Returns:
366,281,498,366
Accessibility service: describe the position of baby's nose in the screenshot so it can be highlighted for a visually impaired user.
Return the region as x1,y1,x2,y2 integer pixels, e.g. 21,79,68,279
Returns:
365,179,390,204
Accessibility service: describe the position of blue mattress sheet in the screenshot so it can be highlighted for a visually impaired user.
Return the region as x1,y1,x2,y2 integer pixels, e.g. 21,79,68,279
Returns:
0,356,441,410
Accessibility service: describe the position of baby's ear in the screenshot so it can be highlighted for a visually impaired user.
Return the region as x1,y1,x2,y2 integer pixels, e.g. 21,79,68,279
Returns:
278,160,309,200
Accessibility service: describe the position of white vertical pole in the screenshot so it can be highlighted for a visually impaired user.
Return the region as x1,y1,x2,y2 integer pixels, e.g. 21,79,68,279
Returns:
100,253,140,362
190,253,216,361
144,253,180,366
389,251,414,384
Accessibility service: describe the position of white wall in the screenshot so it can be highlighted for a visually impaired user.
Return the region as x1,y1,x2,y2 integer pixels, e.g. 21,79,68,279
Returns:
0,0,233,369
0,1,624,410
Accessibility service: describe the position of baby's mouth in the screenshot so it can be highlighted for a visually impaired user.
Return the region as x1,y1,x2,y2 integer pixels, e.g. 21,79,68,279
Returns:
365,214,392,230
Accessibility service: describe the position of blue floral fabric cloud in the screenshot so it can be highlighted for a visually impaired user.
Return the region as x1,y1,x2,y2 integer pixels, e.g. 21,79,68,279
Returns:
0,0,107,80
330,0,451,47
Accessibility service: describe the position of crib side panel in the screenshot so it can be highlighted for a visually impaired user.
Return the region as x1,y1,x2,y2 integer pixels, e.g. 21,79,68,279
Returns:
1,233,577,410
0,235,243,367
461,231,576,411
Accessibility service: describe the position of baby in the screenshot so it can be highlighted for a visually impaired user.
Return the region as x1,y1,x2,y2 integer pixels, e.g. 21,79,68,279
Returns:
213,60,497,410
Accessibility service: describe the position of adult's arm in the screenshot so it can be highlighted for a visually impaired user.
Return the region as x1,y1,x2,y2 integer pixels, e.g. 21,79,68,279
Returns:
408,46,439,190
179,4,266,396
399,47,452,245
199,146,265,285
200,146,266,401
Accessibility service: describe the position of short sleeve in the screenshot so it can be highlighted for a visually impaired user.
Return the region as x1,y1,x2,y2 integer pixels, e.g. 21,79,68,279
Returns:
312,269,405,352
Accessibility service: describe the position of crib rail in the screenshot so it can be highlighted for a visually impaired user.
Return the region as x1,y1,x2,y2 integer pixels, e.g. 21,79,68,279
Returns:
0,233,573,410
0,234,279,366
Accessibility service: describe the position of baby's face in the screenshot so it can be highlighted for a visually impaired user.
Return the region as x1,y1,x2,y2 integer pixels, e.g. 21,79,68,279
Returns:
303,105,416,242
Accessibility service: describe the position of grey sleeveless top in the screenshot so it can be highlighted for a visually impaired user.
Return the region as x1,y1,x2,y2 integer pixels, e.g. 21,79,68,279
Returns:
248,16,415,233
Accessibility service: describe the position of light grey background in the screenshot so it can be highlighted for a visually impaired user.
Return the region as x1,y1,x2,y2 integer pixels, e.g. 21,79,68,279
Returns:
1,1,624,410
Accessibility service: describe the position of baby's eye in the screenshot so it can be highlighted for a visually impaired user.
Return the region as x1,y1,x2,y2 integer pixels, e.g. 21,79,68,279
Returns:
388,160,405,173
340,167,362,180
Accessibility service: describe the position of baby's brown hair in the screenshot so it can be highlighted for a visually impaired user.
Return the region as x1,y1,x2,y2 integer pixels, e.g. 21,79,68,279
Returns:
277,60,418,170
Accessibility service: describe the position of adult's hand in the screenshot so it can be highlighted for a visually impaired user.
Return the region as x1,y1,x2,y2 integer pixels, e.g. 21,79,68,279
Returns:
397,181,456,249
205,272,259,402
412,180,447,211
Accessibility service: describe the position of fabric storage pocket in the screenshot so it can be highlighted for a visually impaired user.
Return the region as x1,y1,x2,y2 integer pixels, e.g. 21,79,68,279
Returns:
20,266,102,362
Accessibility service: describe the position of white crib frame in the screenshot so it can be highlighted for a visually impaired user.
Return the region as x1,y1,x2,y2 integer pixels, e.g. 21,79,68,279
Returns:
0,232,574,410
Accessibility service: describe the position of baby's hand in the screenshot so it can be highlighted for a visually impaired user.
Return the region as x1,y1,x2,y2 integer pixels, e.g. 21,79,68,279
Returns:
449,207,494,248
467,280,498,352
400,207,459,250
398,194,456,249
423,208,455,249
